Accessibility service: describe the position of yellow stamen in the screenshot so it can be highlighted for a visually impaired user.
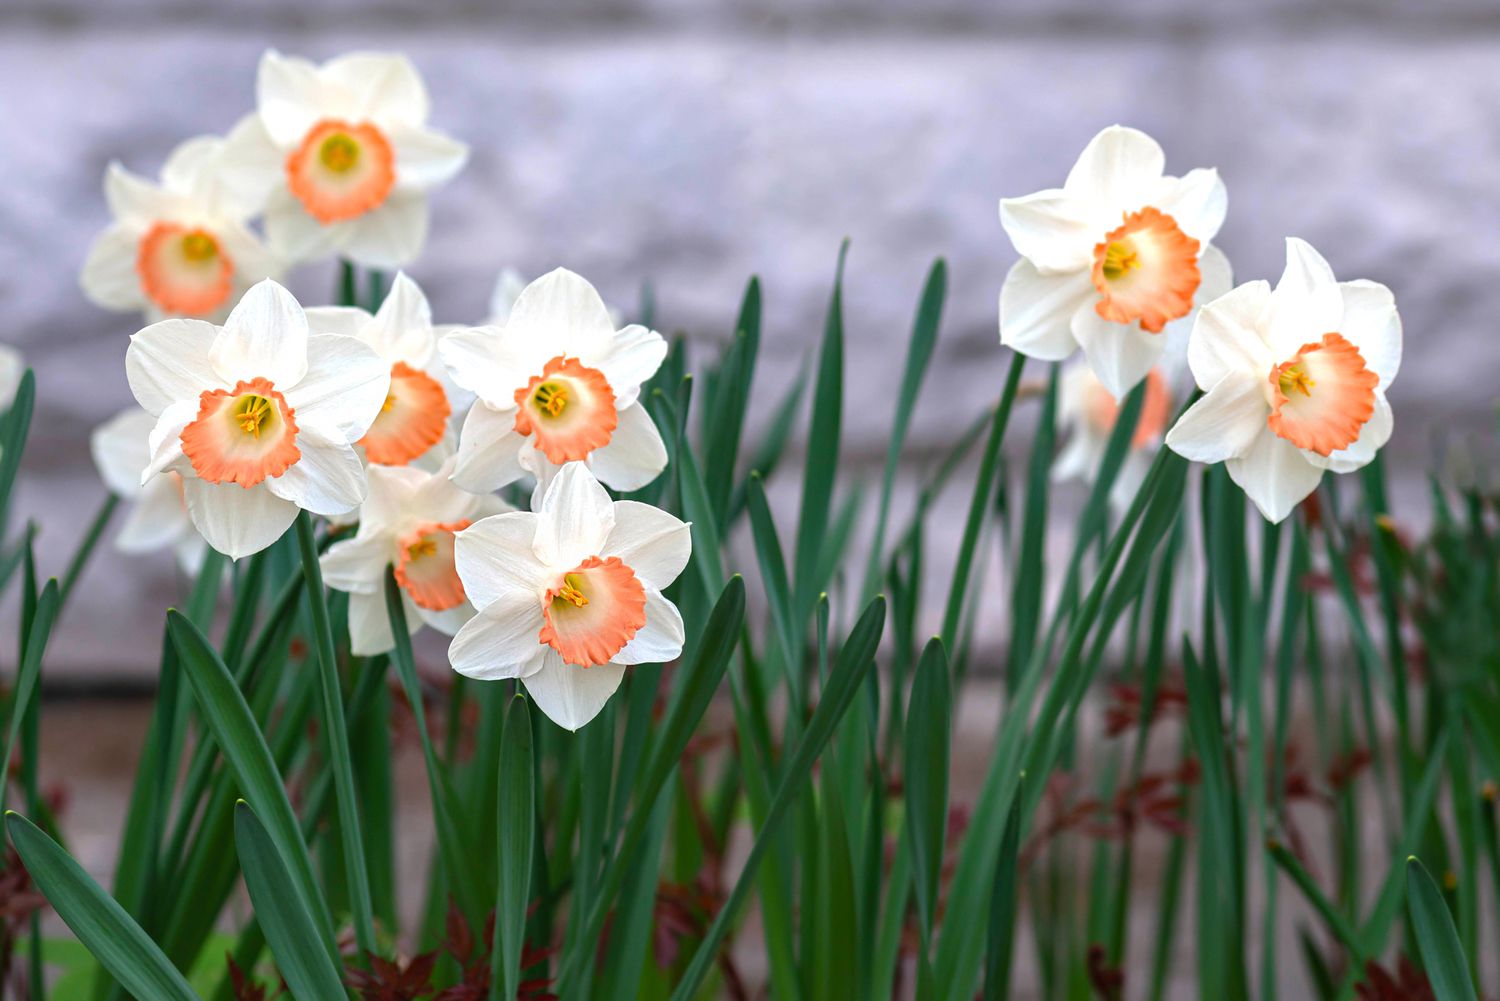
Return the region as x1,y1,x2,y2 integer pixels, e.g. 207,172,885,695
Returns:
319,133,361,173
1278,363,1315,398
406,537,437,562
235,395,274,438
1101,240,1140,281
381,390,396,414
533,381,569,418
555,574,588,608
180,231,218,263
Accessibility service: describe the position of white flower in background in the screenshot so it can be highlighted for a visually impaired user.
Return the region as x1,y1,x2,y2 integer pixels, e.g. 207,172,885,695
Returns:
81,136,279,322
320,458,506,655
90,408,206,572
440,268,668,496
305,272,467,468
126,279,389,559
448,463,689,731
222,50,468,270
486,267,623,328
1054,363,1173,506
0,343,21,411
1165,238,1401,523
999,125,1231,397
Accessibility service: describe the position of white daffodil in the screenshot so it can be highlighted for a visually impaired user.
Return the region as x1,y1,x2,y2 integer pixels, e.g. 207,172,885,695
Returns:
126,279,389,559
320,458,506,656
80,135,279,323
221,50,468,270
1165,238,1401,523
304,272,468,468
999,125,1232,397
1054,362,1173,508
448,463,689,731
90,408,206,573
0,343,21,411
440,268,669,496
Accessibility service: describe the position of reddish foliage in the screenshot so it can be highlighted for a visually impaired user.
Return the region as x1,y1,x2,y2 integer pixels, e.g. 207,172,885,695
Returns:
1102,680,1188,737
1353,956,1437,1001
226,955,280,1001
1086,945,1124,1001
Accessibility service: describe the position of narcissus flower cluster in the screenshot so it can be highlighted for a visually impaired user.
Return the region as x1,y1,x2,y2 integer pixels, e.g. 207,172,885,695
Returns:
1001,126,1403,523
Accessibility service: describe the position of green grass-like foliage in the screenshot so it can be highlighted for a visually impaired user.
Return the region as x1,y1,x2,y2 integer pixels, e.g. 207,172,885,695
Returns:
2,256,1498,1001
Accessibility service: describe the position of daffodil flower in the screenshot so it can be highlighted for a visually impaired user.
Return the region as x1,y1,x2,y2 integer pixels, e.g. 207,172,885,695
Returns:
440,268,669,496
1165,238,1401,523
126,279,390,559
222,50,468,269
80,136,279,322
448,463,690,731
90,408,206,572
305,272,469,468
0,344,20,411
999,125,1231,397
486,266,622,328
320,458,507,656
1054,362,1173,509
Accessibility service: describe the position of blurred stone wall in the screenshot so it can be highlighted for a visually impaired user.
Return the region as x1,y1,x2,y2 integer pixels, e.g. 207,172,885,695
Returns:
3,0,1499,678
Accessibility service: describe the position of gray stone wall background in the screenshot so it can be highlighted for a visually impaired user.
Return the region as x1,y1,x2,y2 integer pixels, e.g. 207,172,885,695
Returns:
3,0,1499,678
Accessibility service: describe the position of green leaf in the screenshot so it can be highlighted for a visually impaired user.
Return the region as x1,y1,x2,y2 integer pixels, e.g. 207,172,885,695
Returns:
166,610,336,965
1405,856,1477,1001
233,802,348,1001
0,369,35,530
1,578,56,814
904,637,951,939
6,813,198,1001
669,594,887,1001
492,695,536,1001
795,242,847,622
704,276,761,525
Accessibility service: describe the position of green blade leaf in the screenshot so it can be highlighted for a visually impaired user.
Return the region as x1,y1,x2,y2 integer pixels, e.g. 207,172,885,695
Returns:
166,610,337,965
1406,857,1478,1001
0,369,35,530
6,812,198,1001
795,242,847,621
233,803,348,1001
1,578,57,814
904,637,951,939
492,695,535,1001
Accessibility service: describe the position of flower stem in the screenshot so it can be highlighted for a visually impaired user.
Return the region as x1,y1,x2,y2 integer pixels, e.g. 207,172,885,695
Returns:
294,511,377,957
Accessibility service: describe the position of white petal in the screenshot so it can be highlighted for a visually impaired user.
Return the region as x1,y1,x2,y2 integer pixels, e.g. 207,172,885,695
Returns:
454,511,549,610
116,476,190,553
127,318,221,415
1063,125,1165,209
535,463,614,569
1164,375,1268,463
1150,168,1227,244
451,402,529,493
1186,280,1273,390
1226,430,1324,524
1337,280,1401,391
303,306,371,339
389,124,469,190
264,188,341,267
1306,393,1393,475
338,191,428,270
999,259,1090,361
257,50,324,147
284,333,390,443
80,225,146,311
998,188,1096,274
589,325,667,406
105,162,170,224
215,114,284,217
613,586,684,666
91,408,155,497
588,403,667,492
366,272,434,364
1196,243,1234,306
213,280,309,389
143,400,198,481
348,589,415,657
1052,433,1101,484
183,478,299,560
448,592,549,680
322,52,430,126
417,602,474,637
217,224,283,287
174,536,209,575
357,462,425,534
321,535,392,594
1265,238,1343,361
602,500,690,591
487,268,527,325
522,655,624,731
507,268,617,358
264,426,367,516
1071,303,1164,399
439,326,546,406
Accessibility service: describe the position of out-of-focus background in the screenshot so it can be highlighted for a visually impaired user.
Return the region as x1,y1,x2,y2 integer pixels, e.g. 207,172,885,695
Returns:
3,0,1499,680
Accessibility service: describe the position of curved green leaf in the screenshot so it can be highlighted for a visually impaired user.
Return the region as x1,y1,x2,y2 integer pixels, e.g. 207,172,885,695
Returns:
904,637,951,939
491,695,535,1001
1407,856,1477,1001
